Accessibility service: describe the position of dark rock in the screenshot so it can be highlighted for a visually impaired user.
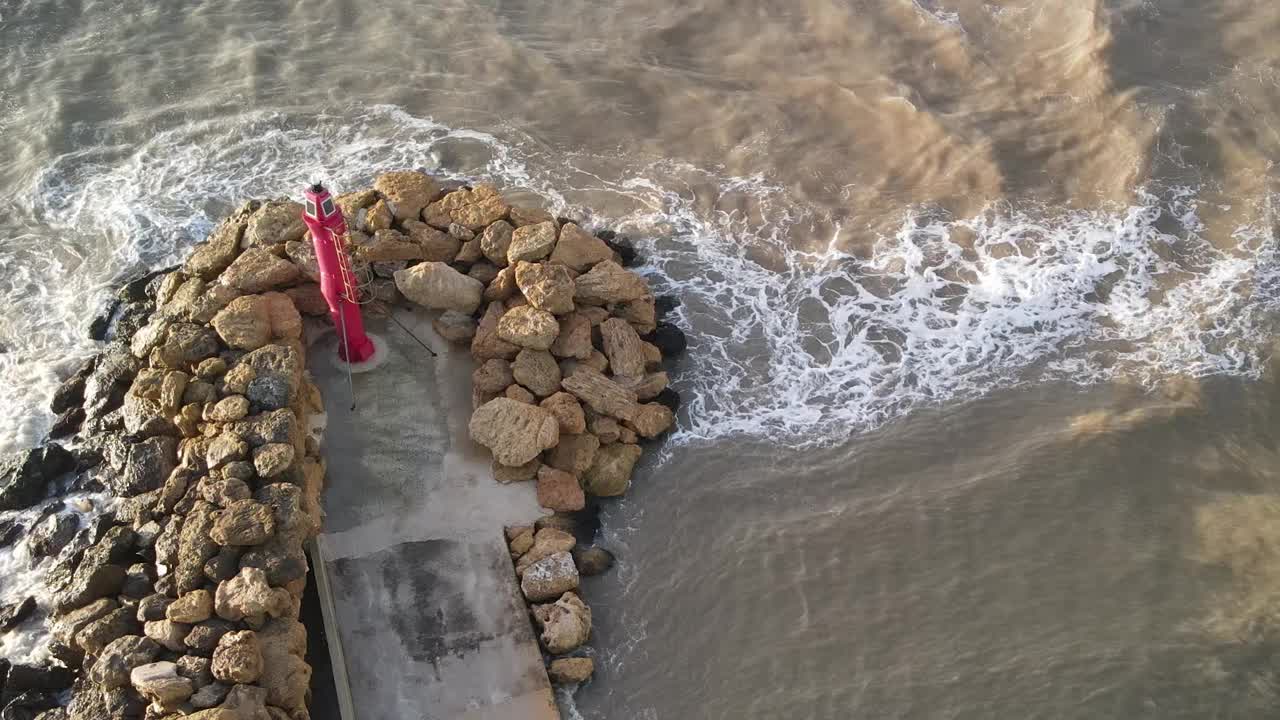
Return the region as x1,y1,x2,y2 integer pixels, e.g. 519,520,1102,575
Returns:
53,563,126,614
120,266,178,304
86,299,119,342
136,594,173,623
556,216,575,227
120,564,153,600
50,358,97,414
47,408,85,441
109,436,177,498
654,295,681,319
239,537,307,586
0,521,21,549
604,236,638,266
27,513,78,559
108,301,154,344
203,547,241,584
183,619,235,656
0,690,58,720
0,598,35,633
67,679,146,720
245,375,290,412
175,501,217,594
78,607,140,656
643,322,686,356
151,323,219,369
45,643,81,672
83,344,140,420
654,388,681,413
3,664,74,697
0,445,74,512
593,229,617,241
571,546,615,576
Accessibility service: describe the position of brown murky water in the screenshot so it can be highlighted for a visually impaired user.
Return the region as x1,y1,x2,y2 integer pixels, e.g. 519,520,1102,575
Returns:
4,0,1280,717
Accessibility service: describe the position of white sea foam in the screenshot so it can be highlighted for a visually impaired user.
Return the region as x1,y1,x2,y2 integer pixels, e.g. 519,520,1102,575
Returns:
1,105,1277,459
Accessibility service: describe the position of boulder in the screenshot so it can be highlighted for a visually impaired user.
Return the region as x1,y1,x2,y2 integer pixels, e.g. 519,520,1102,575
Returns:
0,445,74,512
514,261,575,315
506,384,535,404
510,206,556,227
497,306,559,350
511,349,561,398
468,398,559,467
211,630,262,684
89,635,161,689
536,466,585,512
432,311,476,345
228,408,299,448
166,589,214,624
549,223,614,272
644,322,688,356
152,322,220,369
539,392,587,435
365,199,393,231
237,344,303,412
561,367,639,421
214,567,291,626
283,284,327,316
283,240,320,283
176,501,218,595
549,312,593,360
185,213,247,280
600,318,646,379
572,546,616,577
210,292,301,352
403,220,462,262
131,661,193,709
582,443,642,496
83,344,140,419
244,201,306,248
79,606,140,655
573,260,649,305
546,433,599,477
352,228,424,262
206,432,249,470
220,248,300,293
493,459,540,484
238,536,308,586
53,598,116,646
548,657,595,684
514,528,576,575
472,359,514,395
136,594,173,623
144,619,191,652
532,591,591,653
394,262,483,314
256,618,310,713
468,261,499,286
183,618,235,656
613,294,657,335
210,499,274,546
190,682,230,709
471,302,519,361
252,443,294,478
480,220,514,267
628,402,675,438
456,236,484,264
508,221,558,263
618,372,670,401
374,171,440,221
426,184,509,230
521,551,579,602
108,436,176,498
208,395,250,423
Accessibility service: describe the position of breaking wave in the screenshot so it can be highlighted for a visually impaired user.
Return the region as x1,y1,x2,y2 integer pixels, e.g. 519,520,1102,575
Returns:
1,104,1278,453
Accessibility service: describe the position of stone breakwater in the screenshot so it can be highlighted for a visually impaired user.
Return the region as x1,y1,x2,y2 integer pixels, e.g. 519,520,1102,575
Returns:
379,174,684,686
0,194,330,719
0,169,683,718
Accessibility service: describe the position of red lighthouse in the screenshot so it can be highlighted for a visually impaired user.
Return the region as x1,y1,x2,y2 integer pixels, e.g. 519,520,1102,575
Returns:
301,183,376,363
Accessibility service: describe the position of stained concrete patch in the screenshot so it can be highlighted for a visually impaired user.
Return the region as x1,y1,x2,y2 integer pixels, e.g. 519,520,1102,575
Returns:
310,310,558,720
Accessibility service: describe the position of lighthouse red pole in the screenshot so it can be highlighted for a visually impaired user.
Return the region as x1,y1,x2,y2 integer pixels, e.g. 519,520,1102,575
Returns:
301,183,376,363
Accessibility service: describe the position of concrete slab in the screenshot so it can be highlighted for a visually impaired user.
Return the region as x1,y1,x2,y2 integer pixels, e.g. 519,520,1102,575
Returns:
308,308,558,720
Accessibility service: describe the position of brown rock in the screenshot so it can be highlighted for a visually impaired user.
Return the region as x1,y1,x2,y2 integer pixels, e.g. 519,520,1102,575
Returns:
600,317,646,379
497,305,559,350
549,223,614,272
245,201,306,247
521,551,580,602
613,294,657,334
480,220,514,267
473,359,514,394
468,261,499,286
374,171,440,221
536,466,585,512
589,415,621,445
471,302,520,361
532,591,591,653
210,499,275,546
456,236,484,264
214,567,292,626
365,199,393,231
252,443,295,478
404,220,462,262
395,261,484,314
509,529,535,557
540,392,587,434
629,403,675,438
336,189,378,218
573,260,648,305
561,367,639,421
546,433,600,477
549,312,593,360
508,221,558,264
221,248,300,293
353,229,425,262
166,590,214,624
641,341,664,368
583,443,642,496
514,261,575,315
510,206,557,228
548,657,594,684
505,384,535,404
211,630,263,684
493,459,540,483
484,265,518,302
468,398,560,466
432,310,477,345
186,212,247,280
511,349,562,397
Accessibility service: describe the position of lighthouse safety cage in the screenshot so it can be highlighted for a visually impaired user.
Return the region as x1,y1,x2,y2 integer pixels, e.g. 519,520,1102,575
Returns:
300,183,377,364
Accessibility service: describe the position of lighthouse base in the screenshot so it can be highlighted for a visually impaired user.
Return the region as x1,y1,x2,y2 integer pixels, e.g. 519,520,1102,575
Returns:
331,332,389,375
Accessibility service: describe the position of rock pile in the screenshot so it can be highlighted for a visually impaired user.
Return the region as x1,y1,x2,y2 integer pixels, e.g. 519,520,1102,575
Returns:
379,175,685,686
5,196,332,719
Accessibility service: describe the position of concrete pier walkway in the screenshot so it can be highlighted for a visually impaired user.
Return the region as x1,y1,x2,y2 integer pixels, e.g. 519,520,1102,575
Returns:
307,309,558,720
